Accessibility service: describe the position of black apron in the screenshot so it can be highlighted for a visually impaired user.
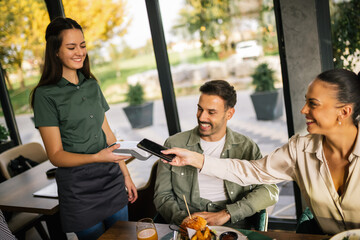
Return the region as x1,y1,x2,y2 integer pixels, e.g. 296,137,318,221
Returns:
56,162,128,232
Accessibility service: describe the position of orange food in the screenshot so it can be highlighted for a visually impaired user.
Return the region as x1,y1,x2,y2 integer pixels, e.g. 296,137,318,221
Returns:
180,216,213,240
180,216,207,233
191,227,212,240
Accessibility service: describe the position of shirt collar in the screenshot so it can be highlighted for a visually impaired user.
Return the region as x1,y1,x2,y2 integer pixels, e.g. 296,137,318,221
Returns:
304,123,360,161
57,71,87,87
187,127,202,146
304,134,323,154
304,134,324,161
350,123,360,157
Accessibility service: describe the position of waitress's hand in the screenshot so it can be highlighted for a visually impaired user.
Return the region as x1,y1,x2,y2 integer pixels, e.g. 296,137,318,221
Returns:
124,175,138,203
161,148,204,169
97,144,130,163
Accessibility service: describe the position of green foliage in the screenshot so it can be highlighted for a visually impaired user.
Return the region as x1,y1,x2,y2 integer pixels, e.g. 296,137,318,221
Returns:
260,0,279,56
126,83,145,106
173,0,234,58
0,124,9,142
0,0,130,90
331,0,360,70
0,0,49,89
251,63,276,92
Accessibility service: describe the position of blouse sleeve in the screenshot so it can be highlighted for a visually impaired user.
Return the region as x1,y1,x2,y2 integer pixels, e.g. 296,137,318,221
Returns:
201,135,299,185
33,88,59,128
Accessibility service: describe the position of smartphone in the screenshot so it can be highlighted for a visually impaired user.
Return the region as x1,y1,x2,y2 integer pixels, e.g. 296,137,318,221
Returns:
137,138,175,162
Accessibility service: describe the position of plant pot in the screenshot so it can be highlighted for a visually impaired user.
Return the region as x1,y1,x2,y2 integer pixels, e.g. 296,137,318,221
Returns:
250,88,283,120
123,102,154,129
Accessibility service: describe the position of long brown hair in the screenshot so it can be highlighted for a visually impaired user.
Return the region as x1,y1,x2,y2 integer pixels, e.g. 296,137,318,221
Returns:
30,17,96,109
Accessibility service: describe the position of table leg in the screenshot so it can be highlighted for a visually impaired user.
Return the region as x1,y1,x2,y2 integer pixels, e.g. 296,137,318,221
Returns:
45,212,67,240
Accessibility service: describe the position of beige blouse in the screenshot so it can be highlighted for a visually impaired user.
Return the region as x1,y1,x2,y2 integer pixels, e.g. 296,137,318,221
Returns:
202,132,360,234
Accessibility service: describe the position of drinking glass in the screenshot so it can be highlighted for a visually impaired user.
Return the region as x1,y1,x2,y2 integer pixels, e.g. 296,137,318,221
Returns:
136,218,158,240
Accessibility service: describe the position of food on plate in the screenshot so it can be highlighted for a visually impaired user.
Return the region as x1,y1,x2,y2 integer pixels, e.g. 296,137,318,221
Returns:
180,216,207,233
179,216,215,240
219,231,238,240
342,234,360,240
191,226,212,240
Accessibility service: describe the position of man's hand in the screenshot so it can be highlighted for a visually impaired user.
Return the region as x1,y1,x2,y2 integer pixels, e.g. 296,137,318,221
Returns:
192,210,231,226
161,147,204,169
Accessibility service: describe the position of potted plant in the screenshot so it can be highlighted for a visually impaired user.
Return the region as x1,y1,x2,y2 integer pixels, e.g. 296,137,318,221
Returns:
250,63,283,120
0,124,9,142
123,83,154,129
0,124,14,154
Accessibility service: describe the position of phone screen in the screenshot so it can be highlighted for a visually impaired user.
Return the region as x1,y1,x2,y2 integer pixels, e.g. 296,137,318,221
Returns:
137,138,175,162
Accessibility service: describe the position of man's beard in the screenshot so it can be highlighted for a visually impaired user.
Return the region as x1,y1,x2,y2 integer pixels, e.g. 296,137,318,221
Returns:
198,121,213,137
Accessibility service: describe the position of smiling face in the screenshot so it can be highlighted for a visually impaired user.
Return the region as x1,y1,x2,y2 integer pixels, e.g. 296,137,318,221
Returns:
57,28,86,76
197,94,234,141
301,79,343,135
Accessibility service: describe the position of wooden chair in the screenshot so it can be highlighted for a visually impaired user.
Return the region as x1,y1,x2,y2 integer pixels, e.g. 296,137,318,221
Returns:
0,142,50,240
128,161,158,221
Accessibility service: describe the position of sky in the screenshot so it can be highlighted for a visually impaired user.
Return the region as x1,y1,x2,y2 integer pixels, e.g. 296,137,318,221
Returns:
120,0,184,49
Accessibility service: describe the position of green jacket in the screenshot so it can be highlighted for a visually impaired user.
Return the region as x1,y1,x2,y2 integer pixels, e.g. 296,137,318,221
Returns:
154,127,279,226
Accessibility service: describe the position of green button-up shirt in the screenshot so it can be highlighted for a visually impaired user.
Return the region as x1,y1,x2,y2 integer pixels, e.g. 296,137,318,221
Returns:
154,127,279,226
33,71,109,154
33,72,129,232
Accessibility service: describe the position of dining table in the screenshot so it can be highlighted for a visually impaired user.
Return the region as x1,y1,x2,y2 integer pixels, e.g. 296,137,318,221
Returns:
0,160,67,240
98,220,331,240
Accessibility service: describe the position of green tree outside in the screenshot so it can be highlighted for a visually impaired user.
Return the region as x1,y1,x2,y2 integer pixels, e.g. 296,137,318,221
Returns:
172,0,234,58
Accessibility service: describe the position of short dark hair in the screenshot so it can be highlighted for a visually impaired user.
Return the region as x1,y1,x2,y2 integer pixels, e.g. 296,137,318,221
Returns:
317,69,360,125
199,80,237,108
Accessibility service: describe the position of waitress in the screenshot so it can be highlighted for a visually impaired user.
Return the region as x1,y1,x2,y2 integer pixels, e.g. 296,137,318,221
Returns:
31,17,137,240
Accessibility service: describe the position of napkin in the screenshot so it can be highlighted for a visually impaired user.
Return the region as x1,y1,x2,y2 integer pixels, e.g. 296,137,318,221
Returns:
238,229,273,240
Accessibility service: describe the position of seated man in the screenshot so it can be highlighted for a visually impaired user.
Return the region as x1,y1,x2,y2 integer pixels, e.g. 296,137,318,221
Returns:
154,80,279,228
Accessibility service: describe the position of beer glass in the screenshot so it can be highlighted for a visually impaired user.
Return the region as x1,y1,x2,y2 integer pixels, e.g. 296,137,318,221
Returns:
136,218,158,240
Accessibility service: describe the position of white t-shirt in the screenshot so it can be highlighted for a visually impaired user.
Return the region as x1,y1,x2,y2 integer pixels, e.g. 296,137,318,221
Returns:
198,135,228,202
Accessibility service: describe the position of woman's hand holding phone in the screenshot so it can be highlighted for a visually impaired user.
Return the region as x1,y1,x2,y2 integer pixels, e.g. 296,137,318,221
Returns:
161,147,205,169
137,138,175,162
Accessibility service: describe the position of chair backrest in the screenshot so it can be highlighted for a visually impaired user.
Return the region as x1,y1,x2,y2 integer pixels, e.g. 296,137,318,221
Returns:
244,209,268,231
0,142,48,180
128,160,158,221
296,207,323,234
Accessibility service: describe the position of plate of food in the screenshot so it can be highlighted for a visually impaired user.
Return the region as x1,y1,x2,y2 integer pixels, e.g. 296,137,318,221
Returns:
161,216,246,240
330,229,360,240
211,226,246,239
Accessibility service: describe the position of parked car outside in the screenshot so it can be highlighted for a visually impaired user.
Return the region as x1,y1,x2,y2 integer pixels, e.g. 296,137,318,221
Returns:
235,40,263,60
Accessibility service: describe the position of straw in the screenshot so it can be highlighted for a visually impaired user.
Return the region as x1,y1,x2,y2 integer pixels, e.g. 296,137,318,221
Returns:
183,195,192,219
